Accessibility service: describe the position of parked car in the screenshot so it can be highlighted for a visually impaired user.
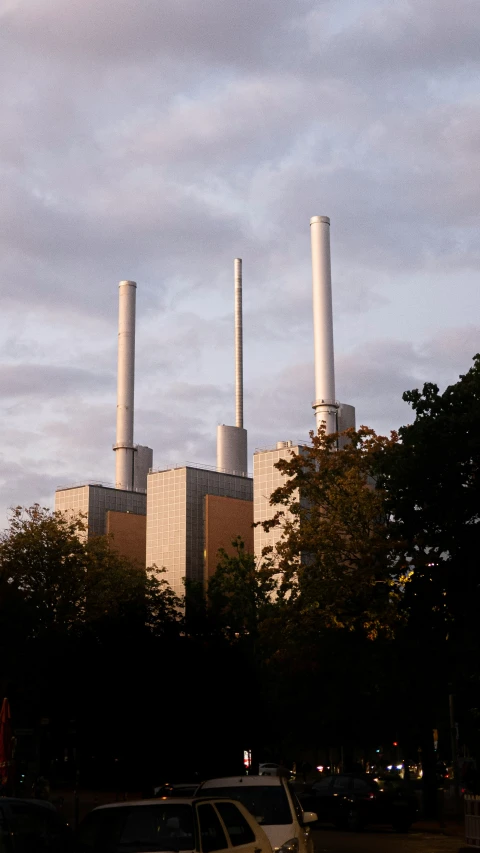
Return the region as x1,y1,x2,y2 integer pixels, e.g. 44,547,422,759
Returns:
0,797,71,852
75,796,272,853
298,773,419,832
196,776,317,853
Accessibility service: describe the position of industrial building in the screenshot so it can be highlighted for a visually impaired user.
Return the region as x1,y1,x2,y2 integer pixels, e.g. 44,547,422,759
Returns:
253,403,355,559
55,484,147,565
146,465,253,598
252,216,356,559
54,215,355,593
253,441,307,560
55,280,153,566
145,257,253,596
56,262,254,590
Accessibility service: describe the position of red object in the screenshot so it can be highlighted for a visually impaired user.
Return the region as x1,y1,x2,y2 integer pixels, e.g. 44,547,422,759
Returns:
0,698,13,789
393,741,398,747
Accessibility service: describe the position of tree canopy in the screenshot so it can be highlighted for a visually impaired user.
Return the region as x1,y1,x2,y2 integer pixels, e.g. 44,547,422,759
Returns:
259,426,406,639
206,537,277,642
0,504,181,644
2,356,480,795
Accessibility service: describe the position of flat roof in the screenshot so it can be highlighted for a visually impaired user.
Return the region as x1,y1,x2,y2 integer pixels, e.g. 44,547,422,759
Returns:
150,463,252,479
55,483,146,495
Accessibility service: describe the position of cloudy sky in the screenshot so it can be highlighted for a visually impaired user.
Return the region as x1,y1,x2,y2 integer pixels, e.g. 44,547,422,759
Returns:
0,0,479,523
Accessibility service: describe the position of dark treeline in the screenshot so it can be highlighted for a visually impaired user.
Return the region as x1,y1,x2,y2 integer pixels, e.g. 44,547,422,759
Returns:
1,356,480,808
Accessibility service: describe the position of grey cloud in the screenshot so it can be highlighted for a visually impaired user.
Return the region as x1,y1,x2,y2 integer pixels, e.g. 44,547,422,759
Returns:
1,0,478,334
1,0,303,67
107,75,336,175
0,457,62,516
166,383,228,404
0,364,111,398
336,329,480,432
423,327,480,370
246,326,480,451
306,0,480,78
0,166,243,316
0,0,479,526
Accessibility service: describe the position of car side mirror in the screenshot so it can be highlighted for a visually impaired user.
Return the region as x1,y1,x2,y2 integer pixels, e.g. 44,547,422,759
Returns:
302,812,317,825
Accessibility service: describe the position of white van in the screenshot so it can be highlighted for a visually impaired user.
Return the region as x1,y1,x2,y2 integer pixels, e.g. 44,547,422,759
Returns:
196,776,317,853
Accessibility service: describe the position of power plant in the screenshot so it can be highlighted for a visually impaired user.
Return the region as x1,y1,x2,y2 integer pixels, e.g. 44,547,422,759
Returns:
113,280,153,492
55,217,355,588
55,280,153,567
253,215,355,559
146,257,253,597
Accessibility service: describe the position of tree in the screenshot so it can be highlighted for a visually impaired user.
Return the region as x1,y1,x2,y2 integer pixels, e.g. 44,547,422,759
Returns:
380,355,480,647
378,356,480,801
206,537,277,642
260,426,405,639
0,505,185,788
0,505,181,642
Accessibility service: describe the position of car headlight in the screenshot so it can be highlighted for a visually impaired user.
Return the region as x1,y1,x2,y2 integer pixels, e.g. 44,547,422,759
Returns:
277,839,299,853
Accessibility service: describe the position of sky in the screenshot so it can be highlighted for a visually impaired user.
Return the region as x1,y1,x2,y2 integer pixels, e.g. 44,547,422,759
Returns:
0,0,479,523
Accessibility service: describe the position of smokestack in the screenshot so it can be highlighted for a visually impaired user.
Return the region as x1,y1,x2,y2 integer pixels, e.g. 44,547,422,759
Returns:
235,258,243,429
310,216,338,435
114,280,136,490
216,259,248,476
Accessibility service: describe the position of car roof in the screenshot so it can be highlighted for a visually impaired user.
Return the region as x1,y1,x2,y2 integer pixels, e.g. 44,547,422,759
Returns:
201,776,282,788
93,796,252,812
0,798,55,811
94,798,196,810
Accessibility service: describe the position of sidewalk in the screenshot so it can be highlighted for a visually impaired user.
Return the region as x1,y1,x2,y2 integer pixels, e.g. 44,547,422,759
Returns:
413,819,464,837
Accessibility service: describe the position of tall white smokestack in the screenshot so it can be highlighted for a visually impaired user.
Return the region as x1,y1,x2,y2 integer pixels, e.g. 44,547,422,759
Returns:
310,216,338,435
235,258,243,429
114,280,136,490
216,258,248,476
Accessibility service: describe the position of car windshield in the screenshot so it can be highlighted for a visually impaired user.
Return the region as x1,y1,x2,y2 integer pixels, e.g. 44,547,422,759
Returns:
76,804,196,853
200,786,292,826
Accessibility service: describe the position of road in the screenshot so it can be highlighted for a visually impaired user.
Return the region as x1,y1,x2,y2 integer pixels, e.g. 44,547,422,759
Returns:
311,827,464,853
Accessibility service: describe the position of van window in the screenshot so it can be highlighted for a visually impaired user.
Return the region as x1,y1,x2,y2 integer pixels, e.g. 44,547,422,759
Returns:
200,786,292,826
